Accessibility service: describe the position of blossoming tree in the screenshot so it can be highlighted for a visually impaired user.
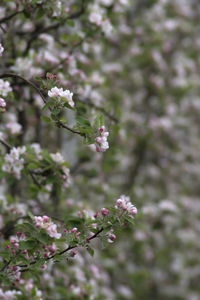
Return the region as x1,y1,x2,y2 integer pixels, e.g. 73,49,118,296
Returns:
0,0,138,299
1,0,200,299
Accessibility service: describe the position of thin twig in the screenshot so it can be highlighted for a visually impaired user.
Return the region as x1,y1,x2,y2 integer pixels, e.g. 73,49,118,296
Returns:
75,98,119,123
0,138,11,150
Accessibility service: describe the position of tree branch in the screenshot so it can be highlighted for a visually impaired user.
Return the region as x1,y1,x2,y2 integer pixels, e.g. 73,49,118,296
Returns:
0,10,24,25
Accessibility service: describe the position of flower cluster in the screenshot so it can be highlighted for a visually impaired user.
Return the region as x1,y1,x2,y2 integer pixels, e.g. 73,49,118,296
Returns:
0,79,12,97
95,126,109,152
0,97,6,112
2,146,26,179
115,195,138,217
107,229,116,243
34,215,61,239
0,43,4,56
89,4,113,36
48,86,74,108
9,232,26,250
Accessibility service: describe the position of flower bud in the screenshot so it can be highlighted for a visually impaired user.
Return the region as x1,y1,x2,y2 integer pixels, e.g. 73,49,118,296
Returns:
101,207,109,216
71,227,78,233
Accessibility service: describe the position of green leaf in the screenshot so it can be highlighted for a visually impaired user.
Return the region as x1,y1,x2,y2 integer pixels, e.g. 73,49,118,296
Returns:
41,116,51,123
27,211,34,220
19,240,36,250
94,114,104,129
42,101,53,111
28,162,39,169
125,216,135,225
34,76,43,83
76,116,91,127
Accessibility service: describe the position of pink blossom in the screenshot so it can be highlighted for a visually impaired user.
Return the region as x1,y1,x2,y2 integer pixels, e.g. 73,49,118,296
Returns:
101,207,109,216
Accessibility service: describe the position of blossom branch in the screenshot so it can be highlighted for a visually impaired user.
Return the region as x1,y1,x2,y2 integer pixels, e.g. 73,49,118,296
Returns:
0,73,83,136
19,227,104,273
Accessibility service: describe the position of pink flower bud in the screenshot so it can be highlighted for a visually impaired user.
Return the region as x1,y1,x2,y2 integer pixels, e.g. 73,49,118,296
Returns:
110,234,116,241
75,232,81,239
96,146,101,152
16,232,22,237
116,199,123,206
49,245,56,253
22,249,27,254
71,250,77,257
13,266,18,271
43,215,49,223
99,126,105,133
101,208,109,216
12,250,16,254
94,213,98,218
71,227,77,233
6,245,11,249
44,252,48,258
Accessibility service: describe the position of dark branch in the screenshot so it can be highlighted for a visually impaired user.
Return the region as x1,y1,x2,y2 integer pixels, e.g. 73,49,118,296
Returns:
0,10,24,24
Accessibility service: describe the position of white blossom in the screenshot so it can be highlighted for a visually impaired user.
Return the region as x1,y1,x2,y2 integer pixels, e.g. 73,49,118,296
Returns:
34,216,61,239
0,79,12,97
48,87,74,108
50,152,65,163
0,97,6,108
2,146,26,179
6,122,22,135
